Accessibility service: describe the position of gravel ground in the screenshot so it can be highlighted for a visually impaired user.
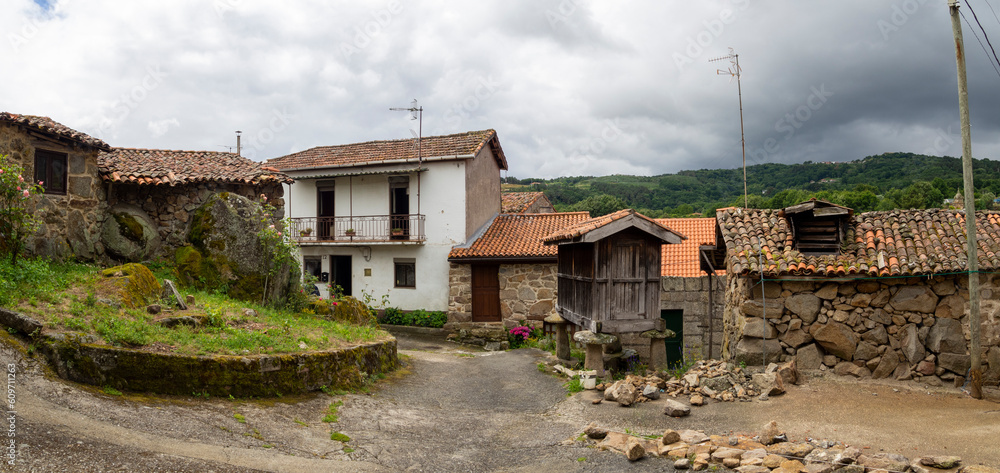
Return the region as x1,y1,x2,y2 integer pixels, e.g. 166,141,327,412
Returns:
2,330,998,472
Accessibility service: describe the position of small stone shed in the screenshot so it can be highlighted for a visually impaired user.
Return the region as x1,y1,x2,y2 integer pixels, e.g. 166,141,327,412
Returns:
715,201,1000,387
98,148,290,261
0,112,111,260
447,211,591,330
543,209,685,333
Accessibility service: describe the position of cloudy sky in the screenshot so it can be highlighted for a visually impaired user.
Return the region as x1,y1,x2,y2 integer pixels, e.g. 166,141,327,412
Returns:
3,0,1000,179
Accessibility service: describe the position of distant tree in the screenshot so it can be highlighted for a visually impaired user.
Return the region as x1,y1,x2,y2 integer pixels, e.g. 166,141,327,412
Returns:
570,194,629,217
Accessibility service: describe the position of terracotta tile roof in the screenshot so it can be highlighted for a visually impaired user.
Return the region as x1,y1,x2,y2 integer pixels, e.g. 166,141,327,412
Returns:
266,129,507,171
656,218,725,277
98,148,292,186
542,209,684,244
502,192,546,213
449,212,591,260
0,112,110,151
717,207,1000,277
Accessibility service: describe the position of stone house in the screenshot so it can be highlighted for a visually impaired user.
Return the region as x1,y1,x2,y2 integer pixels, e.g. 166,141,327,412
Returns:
98,148,290,261
655,217,725,361
0,112,111,260
501,191,554,213
447,211,591,328
714,200,1000,387
0,112,290,263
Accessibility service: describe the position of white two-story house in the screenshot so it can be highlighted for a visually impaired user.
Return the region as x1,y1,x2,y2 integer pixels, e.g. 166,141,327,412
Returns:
266,129,507,311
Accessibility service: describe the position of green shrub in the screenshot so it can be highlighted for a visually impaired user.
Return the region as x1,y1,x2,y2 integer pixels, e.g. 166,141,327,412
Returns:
379,308,447,328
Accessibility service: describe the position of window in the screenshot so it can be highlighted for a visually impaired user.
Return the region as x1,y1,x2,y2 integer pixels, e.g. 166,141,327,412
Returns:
34,149,68,195
394,259,415,288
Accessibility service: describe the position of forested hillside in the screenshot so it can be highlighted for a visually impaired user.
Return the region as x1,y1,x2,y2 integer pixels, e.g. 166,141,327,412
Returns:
504,153,1000,217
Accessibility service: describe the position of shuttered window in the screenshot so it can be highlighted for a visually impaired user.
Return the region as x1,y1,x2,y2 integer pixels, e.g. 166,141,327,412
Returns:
34,149,68,195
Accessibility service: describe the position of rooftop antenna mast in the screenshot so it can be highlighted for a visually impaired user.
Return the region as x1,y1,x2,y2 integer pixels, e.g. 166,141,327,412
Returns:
236,130,242,157
390,99,424,216
710,48,747,208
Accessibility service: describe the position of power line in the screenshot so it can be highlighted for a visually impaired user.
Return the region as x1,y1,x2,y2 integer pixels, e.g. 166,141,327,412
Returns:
978,0,1000,29
959,8,1000,80
965,1,1000,71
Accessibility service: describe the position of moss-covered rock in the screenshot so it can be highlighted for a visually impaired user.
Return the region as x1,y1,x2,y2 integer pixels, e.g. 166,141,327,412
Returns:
100,204,161,262
101,263,163,309
329,297,376,325
178,193,296,305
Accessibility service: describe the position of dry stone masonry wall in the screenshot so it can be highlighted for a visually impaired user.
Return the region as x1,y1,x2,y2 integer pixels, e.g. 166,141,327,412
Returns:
725,273,1000,387
0,123,107,261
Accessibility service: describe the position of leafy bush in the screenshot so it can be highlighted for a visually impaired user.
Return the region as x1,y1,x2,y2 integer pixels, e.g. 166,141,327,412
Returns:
0,155,44,266
379,307,447,328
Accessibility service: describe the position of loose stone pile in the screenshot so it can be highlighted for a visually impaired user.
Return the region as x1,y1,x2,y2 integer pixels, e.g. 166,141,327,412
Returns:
579,421,999,472
594,359,799,407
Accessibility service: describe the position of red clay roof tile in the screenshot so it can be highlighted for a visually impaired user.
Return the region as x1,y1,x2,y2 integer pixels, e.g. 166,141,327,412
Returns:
98,148,292,186
0,112,110,150
656,218,725,277
542,209,681,243
449,212,591,260
501,192,545,213
717,207,1000,277
266,129,507,171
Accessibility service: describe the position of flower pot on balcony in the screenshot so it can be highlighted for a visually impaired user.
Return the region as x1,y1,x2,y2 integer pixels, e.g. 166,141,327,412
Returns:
345,229,356,237
391,228,404,236
300,228,313,237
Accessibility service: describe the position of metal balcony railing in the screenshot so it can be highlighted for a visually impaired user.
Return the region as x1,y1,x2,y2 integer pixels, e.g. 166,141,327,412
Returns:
289,215,425,243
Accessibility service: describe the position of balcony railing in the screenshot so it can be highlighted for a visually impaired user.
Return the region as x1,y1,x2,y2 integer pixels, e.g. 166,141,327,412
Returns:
289,215,425,243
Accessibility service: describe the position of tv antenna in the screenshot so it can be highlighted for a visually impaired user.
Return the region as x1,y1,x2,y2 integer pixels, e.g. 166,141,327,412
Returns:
710,48,747,208
390,99,424,216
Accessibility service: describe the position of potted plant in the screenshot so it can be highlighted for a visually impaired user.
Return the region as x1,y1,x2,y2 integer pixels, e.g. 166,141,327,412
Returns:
391,227,403,236
300,228,313,237
345,228,356,236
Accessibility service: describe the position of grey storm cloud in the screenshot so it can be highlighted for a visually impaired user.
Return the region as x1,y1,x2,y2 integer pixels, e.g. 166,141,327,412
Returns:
2,0,998,178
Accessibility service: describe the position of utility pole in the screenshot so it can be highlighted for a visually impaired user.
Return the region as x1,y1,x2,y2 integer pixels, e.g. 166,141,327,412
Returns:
948,0,983,399
710,48,747,208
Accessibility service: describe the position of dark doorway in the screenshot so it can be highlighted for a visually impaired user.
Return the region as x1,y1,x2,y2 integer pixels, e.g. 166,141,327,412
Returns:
390,177,409,239
318,188,336,239
331,255,352,296
661,309,684,367
471,264,501,322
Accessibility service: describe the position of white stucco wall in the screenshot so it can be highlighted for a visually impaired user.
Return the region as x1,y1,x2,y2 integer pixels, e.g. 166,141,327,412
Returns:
282,160,471,311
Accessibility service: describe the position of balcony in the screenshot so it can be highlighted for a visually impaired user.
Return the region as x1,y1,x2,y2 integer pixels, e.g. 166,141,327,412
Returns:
289,215,425,244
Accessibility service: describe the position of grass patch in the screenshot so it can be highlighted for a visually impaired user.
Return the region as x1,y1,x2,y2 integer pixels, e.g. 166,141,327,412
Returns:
322,400,343,423
343,447,355,453
293,418,308,427
564,376,584,395
4,258,393,356
233,413,246,423
330,431,351,442
102,385,123,396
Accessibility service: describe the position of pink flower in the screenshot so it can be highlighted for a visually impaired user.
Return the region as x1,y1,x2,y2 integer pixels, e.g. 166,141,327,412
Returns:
15,186,20,191
269,225,275,229
18,175,23,182
332,302,338,306
22,190,29,197
277,232,282,236
38,181,43,186
0,168,4,174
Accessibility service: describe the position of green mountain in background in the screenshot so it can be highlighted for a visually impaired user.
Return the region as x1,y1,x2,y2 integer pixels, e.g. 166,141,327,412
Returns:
503,152,1000,218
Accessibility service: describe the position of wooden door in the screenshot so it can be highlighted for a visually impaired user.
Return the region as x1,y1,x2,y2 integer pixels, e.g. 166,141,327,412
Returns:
318,189,335,239
471,264,501,322
610,239,644,320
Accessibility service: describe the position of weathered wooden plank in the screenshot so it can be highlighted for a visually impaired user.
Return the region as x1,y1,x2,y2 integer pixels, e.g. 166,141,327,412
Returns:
813,207,849,217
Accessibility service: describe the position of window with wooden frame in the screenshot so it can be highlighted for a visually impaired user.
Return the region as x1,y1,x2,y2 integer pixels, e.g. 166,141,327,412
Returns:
394,259,415,288
33,149,68,195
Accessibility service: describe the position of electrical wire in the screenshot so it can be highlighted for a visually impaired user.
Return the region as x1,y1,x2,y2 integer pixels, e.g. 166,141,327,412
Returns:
980,0,1000,28
965,1,1000,71
959,8,1000,80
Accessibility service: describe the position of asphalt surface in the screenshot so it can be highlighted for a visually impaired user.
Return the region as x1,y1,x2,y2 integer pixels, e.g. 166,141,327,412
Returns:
3,329,998,472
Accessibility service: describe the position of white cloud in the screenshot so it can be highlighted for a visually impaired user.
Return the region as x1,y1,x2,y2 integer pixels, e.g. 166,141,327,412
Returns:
0,0,997,179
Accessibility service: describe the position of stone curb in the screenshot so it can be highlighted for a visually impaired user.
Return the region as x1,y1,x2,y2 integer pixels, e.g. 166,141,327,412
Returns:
0,308,398,397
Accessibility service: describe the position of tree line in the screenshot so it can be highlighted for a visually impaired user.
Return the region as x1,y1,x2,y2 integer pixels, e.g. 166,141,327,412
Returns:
503,152,1000,217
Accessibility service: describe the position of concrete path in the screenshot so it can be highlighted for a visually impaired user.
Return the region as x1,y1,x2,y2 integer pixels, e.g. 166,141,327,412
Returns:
3,330,999,472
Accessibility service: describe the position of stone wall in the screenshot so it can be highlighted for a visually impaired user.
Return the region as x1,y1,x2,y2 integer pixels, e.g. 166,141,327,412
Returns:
499,264,557,324
447,262,557,327
0,123,106,261
724,271,1000,387
108,182,285,260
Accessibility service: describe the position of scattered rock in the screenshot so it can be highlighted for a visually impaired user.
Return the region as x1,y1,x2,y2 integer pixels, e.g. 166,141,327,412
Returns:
591,398,602,405
767,442,815,458
857,453,910,472
158,315,206,328
759,421,781,446
242,308,257,317
147,304,161,315
624,437,645,461
660,429,681,445
690,394,705,406
186,294,196,305
584,423,608,440
678,430,710,445
663,399,691,417
642,385,660,400
674,458,691,470
751,372,786,396
920,456,962,469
